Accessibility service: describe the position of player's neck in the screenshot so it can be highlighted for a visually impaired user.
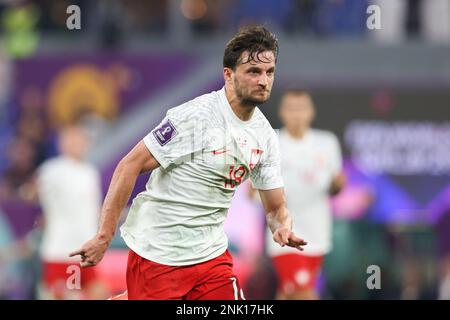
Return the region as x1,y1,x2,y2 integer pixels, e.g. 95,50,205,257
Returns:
225,87,255,121
287,127,308,140
62,154,84,162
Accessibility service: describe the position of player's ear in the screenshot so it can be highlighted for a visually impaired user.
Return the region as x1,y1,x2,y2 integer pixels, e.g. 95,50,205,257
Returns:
223,67,233,83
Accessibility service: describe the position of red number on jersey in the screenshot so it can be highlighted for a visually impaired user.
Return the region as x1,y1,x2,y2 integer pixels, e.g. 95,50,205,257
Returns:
225,165,247,188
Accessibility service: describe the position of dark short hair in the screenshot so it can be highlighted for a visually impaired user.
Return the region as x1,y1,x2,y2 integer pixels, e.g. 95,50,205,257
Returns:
223,26,279,70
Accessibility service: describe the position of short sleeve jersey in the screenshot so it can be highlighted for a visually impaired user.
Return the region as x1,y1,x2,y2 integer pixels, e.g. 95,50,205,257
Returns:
266,129,343,256
120,87,283,266
37,157,101,262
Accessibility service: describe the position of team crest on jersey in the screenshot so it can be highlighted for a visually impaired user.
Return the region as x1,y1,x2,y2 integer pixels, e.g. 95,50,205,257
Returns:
152,119,178,146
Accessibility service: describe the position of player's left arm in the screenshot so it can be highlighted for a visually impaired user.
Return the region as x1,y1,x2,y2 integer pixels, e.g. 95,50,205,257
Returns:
327,134,346,196
328,171,346,196
258,187,307,250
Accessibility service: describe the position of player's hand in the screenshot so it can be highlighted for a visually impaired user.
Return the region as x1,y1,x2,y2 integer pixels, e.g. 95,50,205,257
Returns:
69,234,111,268
273,227,307,251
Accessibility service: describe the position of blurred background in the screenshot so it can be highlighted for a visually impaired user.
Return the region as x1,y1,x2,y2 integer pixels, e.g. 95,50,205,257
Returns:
0,0,449,300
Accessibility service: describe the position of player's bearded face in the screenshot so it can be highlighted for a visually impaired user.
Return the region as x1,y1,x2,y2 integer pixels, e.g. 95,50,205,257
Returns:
232,51,275,106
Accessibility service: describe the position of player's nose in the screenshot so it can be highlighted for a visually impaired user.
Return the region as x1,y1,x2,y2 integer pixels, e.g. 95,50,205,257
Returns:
258,74,268,88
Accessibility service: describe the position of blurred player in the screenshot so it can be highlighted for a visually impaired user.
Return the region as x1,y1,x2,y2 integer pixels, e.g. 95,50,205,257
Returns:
36,126,109,299
266,90,346,300
70,26,307,300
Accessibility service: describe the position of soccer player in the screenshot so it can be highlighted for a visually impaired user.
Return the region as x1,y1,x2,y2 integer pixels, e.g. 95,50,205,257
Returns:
37,126,109,299
266,90,346,300
70,26,307,300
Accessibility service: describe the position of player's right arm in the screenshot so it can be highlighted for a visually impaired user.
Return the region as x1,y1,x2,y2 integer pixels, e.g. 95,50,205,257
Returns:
259,187,307,250
69,141,159,267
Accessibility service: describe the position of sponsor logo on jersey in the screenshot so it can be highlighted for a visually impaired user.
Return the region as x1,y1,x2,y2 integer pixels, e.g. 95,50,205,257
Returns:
212,148,228,155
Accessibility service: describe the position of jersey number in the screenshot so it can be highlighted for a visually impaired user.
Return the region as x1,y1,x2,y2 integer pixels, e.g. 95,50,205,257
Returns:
225,165,246,188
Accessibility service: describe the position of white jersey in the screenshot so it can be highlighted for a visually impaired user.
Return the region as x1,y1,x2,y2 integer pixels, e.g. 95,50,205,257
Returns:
120,87,283,266
37,156,101,262
267,129,343,257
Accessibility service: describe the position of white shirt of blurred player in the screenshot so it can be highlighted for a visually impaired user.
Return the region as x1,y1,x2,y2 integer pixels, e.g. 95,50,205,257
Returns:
120,87,283,266
267,128,342,257
37,156,101,262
